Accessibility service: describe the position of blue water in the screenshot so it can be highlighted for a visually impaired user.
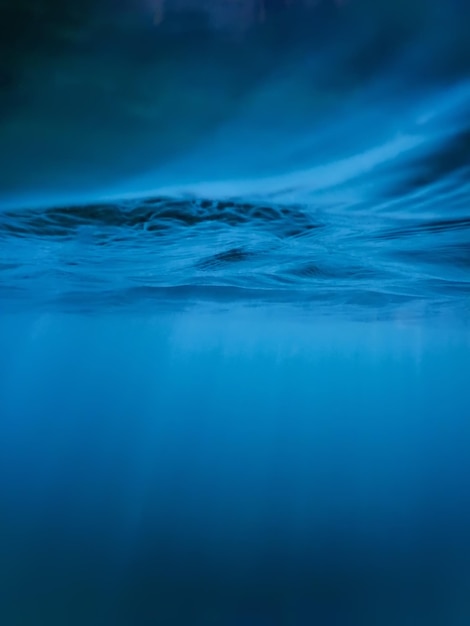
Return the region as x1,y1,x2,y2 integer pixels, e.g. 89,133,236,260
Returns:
1,2,470,624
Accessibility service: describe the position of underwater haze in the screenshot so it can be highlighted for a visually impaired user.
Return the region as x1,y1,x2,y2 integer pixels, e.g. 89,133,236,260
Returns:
1,1,470,624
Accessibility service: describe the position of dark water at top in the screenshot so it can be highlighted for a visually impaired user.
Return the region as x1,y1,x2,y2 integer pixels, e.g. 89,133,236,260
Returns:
1,0,469,319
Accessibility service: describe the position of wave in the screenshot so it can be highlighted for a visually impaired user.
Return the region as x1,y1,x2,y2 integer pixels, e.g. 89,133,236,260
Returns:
0,1,469,317
0,191,468,318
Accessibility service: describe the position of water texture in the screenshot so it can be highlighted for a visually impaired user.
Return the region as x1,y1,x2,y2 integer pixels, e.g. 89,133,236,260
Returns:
1,0,469,319
1,2,470,626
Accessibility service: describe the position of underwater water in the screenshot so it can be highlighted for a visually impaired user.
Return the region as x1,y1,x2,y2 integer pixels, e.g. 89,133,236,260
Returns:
1,1,470,624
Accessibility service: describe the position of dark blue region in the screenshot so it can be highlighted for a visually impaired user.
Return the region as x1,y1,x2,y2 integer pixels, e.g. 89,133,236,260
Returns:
1,2,470,624
1,0,470,205
0,315,470,625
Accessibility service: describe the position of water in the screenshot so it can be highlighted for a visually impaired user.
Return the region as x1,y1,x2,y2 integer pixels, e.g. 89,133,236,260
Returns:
1,2,470,624
1,192,470,318
1,3,470,319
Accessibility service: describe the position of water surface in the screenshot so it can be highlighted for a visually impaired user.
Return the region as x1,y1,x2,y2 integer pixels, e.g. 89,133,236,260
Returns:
0,2,470,625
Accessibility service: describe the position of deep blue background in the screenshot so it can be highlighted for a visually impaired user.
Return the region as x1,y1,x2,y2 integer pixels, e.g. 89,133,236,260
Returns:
1,312,469,624
1,1,470,624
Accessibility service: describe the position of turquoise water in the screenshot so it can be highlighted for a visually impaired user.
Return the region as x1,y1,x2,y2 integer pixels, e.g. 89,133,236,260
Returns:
1,2,470,624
